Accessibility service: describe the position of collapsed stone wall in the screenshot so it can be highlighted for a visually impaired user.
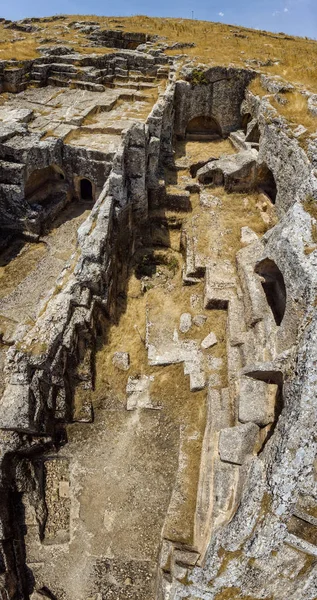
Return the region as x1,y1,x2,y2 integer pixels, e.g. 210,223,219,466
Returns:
88,29,153,50
241,91,315,215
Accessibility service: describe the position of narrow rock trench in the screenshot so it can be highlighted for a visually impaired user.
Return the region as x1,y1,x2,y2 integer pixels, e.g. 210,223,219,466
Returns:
21,135,277,599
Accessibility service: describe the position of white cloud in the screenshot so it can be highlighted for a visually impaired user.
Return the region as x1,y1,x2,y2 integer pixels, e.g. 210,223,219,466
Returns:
272,7,289,16
218,12,224,17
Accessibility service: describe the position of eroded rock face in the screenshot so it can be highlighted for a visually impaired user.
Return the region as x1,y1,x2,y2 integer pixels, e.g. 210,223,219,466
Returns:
174,66,255,139
0,50,316,600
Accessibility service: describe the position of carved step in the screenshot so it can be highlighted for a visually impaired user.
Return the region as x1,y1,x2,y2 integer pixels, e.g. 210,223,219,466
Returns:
71,80,106,93
229,130,249,151
113,80,157,90
47,76,69,88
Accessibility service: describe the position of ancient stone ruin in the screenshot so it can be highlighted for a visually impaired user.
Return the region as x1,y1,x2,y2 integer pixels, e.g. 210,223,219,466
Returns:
0,20,316,600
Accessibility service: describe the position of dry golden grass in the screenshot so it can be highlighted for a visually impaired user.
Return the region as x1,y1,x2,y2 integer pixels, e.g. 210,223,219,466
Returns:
175,138,236,163
271,91,317,131
303,195,317,221
185,188,275,265
248,77,268,98
249,76,317,141
0,15,317,92
215,188,277,251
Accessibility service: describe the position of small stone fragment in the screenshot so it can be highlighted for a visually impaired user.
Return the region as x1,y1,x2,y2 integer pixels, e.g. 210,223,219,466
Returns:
201,332,218,349
179,312,192,333
241,226,258,245
293,124,307,138
207,356,223,370
59,480,70,499
193,314,207,327
112,352,130,371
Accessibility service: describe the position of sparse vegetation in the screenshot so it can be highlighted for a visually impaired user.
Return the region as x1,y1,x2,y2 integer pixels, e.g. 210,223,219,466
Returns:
271,90,317,133
190,68,209,86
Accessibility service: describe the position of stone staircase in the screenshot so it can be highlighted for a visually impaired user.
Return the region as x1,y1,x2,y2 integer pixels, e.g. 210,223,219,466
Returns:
8,49,170,94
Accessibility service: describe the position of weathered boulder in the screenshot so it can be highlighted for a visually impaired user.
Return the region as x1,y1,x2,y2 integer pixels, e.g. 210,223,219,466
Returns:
260,74,294,94
197,149,258,191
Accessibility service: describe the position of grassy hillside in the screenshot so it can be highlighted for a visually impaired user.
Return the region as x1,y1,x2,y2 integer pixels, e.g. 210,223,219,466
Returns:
0,15,317,92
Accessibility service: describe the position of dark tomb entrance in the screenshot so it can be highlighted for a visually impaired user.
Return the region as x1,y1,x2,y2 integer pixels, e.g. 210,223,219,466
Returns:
80,178,93,201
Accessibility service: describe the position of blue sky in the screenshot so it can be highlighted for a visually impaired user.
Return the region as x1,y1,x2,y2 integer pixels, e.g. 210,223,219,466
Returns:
2,0,317,39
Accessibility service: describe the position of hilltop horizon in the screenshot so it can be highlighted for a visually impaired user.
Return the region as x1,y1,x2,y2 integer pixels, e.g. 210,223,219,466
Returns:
2,0,317,39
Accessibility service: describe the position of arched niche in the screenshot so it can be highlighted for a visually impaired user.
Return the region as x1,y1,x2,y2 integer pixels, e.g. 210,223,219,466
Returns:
25,165,66,203
80,178,93,201
256,163,277,204
255,258,286,326
186,115,222,140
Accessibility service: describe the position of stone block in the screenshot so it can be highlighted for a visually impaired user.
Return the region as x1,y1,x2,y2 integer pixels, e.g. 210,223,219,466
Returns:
0,383,33,431
218,423,259,465
193,314,207,327
126,374,156,410
238,377,278,426
241,226,258,245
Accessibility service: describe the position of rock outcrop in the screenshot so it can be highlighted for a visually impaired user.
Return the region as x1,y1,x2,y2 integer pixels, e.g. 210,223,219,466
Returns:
0,34,316,600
